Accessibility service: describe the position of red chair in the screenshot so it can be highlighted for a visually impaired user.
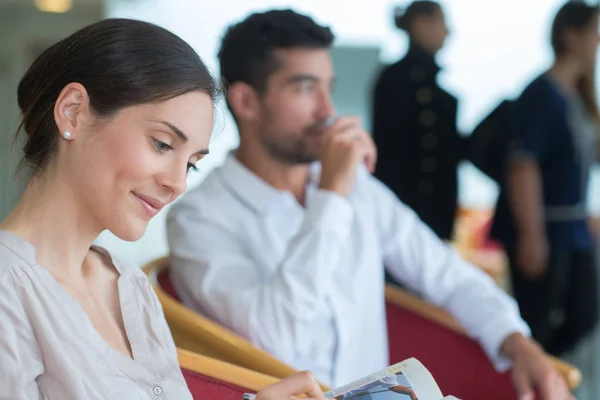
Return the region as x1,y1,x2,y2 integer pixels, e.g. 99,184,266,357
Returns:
157,266,179,300
385,284,581,399
178,348,279,399
181,369,251,399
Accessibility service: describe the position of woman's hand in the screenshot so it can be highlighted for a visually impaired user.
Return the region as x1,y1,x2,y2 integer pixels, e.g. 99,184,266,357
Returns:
515,231,549,280
256,371,326,400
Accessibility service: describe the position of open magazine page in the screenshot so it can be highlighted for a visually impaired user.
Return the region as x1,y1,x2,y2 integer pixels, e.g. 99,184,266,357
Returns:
325,358,444,400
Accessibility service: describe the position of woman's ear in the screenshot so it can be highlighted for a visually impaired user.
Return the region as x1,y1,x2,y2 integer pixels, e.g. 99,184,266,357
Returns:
53,82,91,140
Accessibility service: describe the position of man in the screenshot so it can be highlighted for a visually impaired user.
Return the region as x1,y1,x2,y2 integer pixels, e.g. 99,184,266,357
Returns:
167,9,571,399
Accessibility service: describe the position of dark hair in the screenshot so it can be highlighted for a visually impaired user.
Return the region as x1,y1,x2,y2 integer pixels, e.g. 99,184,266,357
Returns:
15,18,219,172
394,1,441,32
218,9,334,97
551,1,600,123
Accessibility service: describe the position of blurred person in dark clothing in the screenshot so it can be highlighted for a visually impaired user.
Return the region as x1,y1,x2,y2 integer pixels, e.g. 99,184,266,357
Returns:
492,1,600,357
372,1,464,241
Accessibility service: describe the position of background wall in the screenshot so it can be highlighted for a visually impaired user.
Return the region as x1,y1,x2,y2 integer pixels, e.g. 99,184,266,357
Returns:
94,0,591,266
0,1,104,221
2,0,600,266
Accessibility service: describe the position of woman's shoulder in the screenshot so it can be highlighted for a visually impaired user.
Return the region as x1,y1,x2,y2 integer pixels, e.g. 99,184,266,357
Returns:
0,246,26,279
0,230,36,280
375,58,417,85
520,74,568,109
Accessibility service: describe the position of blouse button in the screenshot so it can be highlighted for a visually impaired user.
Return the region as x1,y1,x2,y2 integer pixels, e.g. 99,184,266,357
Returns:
153,386,163,396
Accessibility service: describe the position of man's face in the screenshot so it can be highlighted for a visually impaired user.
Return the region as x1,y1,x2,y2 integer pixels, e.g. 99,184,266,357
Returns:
254,47,336,165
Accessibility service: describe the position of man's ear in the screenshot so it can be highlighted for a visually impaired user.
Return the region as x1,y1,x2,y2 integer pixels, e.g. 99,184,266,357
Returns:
227,81,262,122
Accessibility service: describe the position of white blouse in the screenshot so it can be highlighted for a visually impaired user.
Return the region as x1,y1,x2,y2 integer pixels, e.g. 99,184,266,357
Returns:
0,230,192,400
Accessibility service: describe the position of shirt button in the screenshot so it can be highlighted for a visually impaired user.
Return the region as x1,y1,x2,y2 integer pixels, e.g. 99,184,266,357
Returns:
421,133,438,149
421,157,436,172
418,181,433,196
153,386,163,396
415,87,433,104
419,109,437,127
410,66,426,82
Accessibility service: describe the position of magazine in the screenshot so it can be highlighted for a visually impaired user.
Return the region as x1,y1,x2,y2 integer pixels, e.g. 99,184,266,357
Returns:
325,358,458,400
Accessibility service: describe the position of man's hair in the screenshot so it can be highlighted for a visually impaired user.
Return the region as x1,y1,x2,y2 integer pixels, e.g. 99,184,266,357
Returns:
218,9,334,96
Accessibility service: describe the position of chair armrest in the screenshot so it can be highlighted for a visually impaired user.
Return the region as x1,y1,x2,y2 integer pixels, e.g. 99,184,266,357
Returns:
384,284,582,390
178,348,279,392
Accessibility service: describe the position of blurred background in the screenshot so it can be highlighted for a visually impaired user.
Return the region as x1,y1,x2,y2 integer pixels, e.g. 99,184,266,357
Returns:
4,0,596,264
2,0,600,397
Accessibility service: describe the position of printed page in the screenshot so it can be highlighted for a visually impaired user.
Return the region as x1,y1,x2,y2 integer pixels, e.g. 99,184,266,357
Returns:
325,358,444,400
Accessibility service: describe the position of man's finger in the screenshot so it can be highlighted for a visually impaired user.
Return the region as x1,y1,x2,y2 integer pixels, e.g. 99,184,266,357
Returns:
363,136,378,173
513,370,535,400
331,116,361,133
538,373,568,400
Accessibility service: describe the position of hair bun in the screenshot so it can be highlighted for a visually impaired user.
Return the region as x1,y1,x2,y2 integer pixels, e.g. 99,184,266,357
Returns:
394,5,409,30
393,1,441,32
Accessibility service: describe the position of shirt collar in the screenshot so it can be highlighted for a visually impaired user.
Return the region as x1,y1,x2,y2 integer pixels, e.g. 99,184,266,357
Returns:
405,41,441,76
217,153,322,214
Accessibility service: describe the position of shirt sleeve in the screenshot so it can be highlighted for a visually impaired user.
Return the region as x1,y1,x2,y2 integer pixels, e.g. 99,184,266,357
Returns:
166,190,354,366
509,83,565,165
0,268,43,399
371,176,530,372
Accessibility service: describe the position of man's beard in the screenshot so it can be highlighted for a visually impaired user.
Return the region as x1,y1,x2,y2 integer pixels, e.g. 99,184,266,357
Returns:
261,119,328,165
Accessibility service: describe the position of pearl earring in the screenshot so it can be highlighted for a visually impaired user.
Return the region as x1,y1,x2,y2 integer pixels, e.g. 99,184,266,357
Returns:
63,131,72,140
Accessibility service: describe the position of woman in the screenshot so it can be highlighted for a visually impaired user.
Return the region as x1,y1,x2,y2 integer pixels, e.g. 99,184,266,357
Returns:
372,0,463,241
491,1,600,357
0,18,324,399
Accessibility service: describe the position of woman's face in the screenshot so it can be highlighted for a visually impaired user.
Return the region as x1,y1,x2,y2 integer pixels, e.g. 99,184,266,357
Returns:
568,15,600,72
56,89,214,241
412,7,449,54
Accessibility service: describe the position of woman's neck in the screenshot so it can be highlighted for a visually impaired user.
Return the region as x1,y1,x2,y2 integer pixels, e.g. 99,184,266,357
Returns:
548,57,585,95
0,166,102,281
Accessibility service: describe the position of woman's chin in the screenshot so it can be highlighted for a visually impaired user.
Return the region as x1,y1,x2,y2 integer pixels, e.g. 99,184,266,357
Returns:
108,219,149,242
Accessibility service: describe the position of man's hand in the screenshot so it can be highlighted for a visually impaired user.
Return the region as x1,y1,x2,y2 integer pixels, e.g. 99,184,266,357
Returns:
319,116,377,197
501,333,574,400
256,371,325,400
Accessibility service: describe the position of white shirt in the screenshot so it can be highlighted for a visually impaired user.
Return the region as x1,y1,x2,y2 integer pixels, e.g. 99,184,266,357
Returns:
0,230,192,400
167,155,530,387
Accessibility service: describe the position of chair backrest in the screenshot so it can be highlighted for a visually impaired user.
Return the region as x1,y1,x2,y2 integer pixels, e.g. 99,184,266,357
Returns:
178,348,279,399
143,258,304,383
385,284,581,399
182,368,252,399
157,267,179,300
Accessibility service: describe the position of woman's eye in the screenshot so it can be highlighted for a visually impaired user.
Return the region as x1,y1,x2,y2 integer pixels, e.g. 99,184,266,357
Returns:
187,163,199,173
152,139,172,153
